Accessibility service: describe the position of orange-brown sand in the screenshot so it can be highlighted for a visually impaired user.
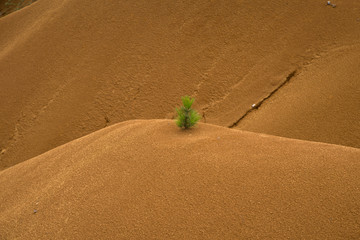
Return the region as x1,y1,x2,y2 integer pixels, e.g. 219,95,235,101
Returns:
1,1,360,238
236,44,360,148
1,0,360,169
1,120,359,239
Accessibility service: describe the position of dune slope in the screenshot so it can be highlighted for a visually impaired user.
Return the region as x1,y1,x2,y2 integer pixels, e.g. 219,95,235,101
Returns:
1,120,359,239
236,44,360,148
1,0,360,169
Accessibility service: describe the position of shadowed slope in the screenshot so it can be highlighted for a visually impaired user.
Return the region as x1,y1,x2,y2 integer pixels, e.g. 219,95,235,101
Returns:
1,120,359,239
0,0,36,17
1,0,360,169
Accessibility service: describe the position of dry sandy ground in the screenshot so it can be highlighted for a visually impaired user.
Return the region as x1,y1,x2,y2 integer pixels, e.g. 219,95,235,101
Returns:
1,0,360,238
1,120,359,239
0,0,359,169
235,43,360,148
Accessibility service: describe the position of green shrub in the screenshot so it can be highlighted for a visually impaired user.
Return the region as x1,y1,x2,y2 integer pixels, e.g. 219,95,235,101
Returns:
175,96,201,129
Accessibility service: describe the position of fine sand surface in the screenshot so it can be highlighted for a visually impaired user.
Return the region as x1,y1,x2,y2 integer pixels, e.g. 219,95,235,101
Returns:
1,120,359,239
1,0,360,169
235,44,360,148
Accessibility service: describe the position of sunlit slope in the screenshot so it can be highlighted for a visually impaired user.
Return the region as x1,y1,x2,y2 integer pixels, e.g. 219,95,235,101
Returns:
236,44,360,148
1,0,360,168
0,120,359,239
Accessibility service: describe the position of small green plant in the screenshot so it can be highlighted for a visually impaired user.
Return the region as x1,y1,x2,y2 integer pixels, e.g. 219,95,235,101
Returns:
175,96,201,129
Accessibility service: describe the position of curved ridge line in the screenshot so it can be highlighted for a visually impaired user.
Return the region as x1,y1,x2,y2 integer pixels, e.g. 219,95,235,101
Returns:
228,70,297,128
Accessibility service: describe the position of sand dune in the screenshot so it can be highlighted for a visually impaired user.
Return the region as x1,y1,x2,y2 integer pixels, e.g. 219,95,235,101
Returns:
1,0,360,169
1,120,359,239
1,1,359,237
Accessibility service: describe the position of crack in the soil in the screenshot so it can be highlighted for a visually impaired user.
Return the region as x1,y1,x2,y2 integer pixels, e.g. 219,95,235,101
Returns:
228,70,297,128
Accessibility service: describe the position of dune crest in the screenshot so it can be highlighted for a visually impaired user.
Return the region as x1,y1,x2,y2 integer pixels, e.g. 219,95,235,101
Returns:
1,120,359,239
1,0,360,169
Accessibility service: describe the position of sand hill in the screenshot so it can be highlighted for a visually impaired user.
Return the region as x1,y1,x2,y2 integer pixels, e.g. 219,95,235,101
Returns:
1,120,359,239
1,0,360,169
1,0,360,238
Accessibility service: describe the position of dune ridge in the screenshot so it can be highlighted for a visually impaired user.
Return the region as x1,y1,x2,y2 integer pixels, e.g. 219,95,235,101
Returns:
1,120,359,239
1,0,360,169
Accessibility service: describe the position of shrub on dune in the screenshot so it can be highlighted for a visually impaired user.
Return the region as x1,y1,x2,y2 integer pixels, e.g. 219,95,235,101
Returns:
175,96,201,129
